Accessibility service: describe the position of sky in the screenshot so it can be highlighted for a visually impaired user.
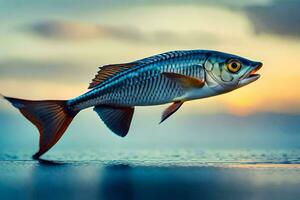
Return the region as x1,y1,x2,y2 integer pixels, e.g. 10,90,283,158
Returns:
0,0,299,153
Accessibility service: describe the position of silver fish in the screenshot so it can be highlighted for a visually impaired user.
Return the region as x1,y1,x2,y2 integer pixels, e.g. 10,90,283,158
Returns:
1,50,262,158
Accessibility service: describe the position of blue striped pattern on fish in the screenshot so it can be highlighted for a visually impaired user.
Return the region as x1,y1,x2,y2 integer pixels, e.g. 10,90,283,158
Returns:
69,50,208,111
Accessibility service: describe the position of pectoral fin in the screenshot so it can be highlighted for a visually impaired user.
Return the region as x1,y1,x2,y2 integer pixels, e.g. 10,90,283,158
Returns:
94,105,134,137
162,72,205,88
160,101,184,124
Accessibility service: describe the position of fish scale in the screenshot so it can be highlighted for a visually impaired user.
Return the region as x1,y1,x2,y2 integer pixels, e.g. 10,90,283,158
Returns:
70,51,207,111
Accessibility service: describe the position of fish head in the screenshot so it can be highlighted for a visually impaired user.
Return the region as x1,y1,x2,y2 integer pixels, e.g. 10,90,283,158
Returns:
204,51,262,92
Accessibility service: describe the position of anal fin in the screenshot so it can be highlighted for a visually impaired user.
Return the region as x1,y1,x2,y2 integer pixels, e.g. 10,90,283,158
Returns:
94,105,134,137
160,101,184,124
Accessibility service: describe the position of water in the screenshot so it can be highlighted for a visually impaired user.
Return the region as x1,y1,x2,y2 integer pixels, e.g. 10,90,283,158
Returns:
1,149,300,200
1,149,299,166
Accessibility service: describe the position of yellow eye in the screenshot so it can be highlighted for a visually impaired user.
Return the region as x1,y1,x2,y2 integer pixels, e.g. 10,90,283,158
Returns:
226,59,241,73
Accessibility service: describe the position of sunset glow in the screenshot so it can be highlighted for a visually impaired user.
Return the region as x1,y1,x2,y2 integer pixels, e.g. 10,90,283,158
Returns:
0,1,299,115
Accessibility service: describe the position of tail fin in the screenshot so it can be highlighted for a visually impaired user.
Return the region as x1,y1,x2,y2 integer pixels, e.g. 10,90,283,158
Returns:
2,95,78,159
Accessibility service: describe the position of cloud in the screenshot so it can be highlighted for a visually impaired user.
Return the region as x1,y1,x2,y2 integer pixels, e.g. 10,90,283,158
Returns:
29,21,143,41
0,58,91,83
245,0,300,38
27,21,221,46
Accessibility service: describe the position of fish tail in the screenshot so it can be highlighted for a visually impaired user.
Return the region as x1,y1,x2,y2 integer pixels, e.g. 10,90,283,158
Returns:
2,95,79,159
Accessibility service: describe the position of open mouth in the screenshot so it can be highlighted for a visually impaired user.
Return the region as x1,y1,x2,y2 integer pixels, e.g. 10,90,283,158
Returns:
239,62,262,86
243,62,262,81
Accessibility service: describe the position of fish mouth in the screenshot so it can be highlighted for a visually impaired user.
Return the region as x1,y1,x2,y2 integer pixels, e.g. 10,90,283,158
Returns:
239,62,262,87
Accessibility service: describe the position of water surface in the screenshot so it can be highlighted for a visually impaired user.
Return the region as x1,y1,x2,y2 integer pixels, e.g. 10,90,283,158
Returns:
0,150,300,200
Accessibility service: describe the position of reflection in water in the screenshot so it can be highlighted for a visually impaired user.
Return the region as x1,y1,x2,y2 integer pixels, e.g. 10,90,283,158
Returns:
37,158,65,166
102,164,300,200
1,160,298,200
101,164,133,200
30,160,72,200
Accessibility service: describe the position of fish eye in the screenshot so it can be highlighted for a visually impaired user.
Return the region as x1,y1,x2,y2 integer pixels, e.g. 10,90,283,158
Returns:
226,59,241,73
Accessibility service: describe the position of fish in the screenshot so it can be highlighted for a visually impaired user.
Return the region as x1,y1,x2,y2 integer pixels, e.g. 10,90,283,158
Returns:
1,50,262,159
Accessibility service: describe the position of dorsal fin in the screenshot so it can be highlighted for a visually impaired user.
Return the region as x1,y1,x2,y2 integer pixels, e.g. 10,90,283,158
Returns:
88,63,137,89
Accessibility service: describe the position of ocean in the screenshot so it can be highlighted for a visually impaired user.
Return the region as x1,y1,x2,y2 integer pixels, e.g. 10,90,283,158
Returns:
0,149,300,200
